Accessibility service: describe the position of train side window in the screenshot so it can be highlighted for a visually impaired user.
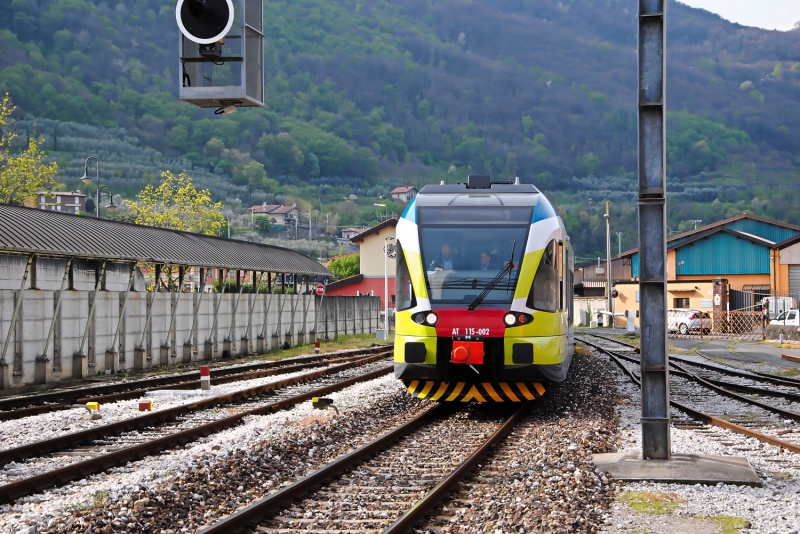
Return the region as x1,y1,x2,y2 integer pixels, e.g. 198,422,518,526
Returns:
395,241,416,311
527,239,558,312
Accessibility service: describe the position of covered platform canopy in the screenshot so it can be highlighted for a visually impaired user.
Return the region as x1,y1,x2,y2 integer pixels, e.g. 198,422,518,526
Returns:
0,203,330,277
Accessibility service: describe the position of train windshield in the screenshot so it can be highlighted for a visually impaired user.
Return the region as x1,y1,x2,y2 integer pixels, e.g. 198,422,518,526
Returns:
418,206,532,306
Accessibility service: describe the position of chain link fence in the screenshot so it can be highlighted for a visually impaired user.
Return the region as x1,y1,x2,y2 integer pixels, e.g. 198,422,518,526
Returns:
668,309,765,341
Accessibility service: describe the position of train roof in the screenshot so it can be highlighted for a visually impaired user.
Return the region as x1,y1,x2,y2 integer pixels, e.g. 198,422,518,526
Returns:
419,175,539,196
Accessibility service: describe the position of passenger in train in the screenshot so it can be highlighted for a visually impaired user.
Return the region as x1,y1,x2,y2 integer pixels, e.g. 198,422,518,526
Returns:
477,250,495,271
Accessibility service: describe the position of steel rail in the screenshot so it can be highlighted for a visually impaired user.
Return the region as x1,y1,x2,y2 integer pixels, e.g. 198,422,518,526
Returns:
579,336,800,423
584,338,800,403
584,332,800,389
383,402,529,533
196,403,446,534
0,351,391,466
0,352,379,421
582,338,800,455
0,345,387,415
72,353,377,405
0,359,393,504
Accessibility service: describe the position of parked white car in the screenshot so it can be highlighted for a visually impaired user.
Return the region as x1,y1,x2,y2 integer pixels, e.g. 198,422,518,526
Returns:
667,308,711,335
770,309,800,326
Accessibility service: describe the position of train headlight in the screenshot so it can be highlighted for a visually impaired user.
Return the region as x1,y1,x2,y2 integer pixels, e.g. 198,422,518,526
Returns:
425,312,438,326
504,312,533,327
412,313,426,324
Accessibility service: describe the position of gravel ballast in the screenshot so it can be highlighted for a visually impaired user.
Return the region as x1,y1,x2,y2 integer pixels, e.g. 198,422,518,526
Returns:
0,373,423,533
600,350,800,534
6,340,799,534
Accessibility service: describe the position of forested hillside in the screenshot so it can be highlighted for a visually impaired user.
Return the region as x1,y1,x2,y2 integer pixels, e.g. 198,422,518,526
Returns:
1,0,799,258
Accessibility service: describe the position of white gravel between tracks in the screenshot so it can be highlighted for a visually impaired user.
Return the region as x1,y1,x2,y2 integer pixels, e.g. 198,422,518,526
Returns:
0,373,404,533
0,363,351,452
602,368,800,534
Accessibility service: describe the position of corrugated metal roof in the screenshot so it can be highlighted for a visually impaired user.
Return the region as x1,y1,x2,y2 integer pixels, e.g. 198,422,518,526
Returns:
0,204,330,276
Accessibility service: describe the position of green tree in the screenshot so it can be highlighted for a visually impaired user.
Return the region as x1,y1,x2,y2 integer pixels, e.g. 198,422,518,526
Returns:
123,170,225,235
328,253,360,280
0,93,58,204
253,215,272,234
522,115,533,134
579,152,601,176
257,132,304,174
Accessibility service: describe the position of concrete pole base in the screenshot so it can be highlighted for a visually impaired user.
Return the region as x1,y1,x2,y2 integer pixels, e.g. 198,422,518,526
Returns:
203,341,213,361
592,452,761,486
1,362,11,390
240,336,250,357
133,348,147,370
222,339,233,359
35,356,50,384
105,350,116,374
72,353,88,379
182,344,194,363
256,336,265,354
159,346,170,367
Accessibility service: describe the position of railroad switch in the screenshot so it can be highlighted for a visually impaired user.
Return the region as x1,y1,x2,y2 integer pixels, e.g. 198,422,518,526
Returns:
312,397,339,415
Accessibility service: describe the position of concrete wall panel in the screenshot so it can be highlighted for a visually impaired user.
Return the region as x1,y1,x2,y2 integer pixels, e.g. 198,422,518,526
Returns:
0,288,378,388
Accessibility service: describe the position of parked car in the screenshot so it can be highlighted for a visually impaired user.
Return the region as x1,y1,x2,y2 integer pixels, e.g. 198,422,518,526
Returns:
769,309,800,326
667,308,711,335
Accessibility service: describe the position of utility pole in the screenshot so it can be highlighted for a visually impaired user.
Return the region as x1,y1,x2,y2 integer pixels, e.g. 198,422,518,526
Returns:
616,232,624,255
605,201,611,318
309,209,312,239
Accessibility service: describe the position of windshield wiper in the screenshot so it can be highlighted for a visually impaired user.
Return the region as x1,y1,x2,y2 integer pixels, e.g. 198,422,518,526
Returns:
468,240,516,311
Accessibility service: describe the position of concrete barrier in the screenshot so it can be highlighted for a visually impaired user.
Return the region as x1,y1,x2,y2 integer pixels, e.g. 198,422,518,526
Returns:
0,289,379,388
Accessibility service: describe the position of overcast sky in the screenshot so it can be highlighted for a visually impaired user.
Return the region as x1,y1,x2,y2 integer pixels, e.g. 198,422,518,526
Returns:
679,0,800,31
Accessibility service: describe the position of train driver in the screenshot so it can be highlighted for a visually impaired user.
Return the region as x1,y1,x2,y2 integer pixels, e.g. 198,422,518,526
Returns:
432,243,455,271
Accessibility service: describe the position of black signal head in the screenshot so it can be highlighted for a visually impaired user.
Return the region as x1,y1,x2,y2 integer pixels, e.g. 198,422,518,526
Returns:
176,0,234,44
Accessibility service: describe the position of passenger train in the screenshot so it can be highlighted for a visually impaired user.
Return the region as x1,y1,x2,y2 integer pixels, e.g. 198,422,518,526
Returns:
393,175,574,402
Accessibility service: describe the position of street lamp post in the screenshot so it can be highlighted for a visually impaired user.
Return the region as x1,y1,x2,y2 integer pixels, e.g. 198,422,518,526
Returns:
81,156,116,218
690,219,703,230
384,236,396,336
616,232,625,255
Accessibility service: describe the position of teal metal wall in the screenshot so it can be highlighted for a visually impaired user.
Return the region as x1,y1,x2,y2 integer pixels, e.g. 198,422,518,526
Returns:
675,233,770,275
632,232,772,277
726,219,799,244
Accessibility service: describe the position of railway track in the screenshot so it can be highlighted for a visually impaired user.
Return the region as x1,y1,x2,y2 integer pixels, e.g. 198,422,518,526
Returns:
578,334,800,456
0,346,387,421
198,402,529,533
0,350,393,504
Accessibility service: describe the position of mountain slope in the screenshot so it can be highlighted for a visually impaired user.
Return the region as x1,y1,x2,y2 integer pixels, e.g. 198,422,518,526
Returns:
1,0,799,257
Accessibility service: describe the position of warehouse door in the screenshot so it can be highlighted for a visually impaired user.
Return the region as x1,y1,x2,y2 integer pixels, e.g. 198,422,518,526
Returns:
790,265,800,297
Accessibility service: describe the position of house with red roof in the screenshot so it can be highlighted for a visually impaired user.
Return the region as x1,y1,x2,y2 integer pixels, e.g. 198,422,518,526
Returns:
324,218,398,312
390,186,417,203
248,203,298,227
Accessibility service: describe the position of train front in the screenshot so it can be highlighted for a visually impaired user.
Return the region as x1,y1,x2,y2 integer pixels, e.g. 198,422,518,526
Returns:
394,176,573,402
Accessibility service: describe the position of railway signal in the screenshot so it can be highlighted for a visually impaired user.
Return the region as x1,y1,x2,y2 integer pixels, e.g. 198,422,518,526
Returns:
175,0,234,45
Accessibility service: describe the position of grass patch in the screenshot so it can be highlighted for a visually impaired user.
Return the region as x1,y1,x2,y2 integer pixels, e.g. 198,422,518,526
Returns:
701,515,750,533
618,491,685,514
776,368,800,377
608,333,640,347
255,333,387,362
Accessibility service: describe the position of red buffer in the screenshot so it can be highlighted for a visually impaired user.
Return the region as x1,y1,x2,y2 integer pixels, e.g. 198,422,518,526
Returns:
451,341,485,365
